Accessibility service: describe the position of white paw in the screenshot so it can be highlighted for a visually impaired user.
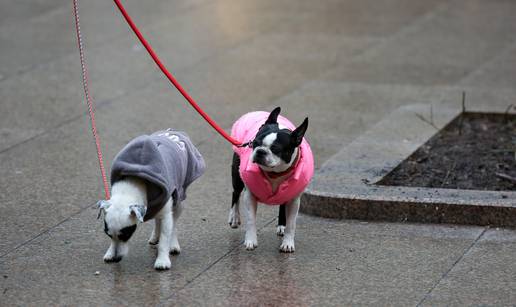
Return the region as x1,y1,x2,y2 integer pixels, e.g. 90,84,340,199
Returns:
170,239,181,255
280,236,295,253
244,233,258,250
228,207,241,229
154,256,171,270
276,226,285,236
103,251,122,263
244,239,257,250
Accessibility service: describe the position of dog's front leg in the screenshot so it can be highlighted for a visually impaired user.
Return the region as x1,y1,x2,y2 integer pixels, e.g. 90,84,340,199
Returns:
103,241,120,262
228,201,241,229
103,240,128,262
243,188,258,250
280,195,300,253
154,199,172,270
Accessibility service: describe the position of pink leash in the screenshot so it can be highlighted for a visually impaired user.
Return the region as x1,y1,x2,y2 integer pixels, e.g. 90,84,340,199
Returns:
73,0,248,199
73,0,110,200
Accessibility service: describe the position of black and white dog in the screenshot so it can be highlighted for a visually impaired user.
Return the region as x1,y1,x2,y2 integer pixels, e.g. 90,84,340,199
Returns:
97,130,205,270
228,107,313,252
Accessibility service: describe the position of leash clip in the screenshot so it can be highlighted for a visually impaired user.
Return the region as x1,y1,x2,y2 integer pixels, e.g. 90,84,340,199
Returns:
237,141,253,148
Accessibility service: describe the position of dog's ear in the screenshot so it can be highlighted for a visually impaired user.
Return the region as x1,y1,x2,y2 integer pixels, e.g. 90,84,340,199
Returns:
265,107,281,124
130,204,146,223
291,117,308,147
96,200,111,219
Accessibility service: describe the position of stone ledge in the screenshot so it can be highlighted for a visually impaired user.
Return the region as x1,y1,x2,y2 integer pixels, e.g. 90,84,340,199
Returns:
302,91,516,227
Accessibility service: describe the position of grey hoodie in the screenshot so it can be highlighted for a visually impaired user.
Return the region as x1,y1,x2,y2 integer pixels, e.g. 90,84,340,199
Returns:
111,129,205,221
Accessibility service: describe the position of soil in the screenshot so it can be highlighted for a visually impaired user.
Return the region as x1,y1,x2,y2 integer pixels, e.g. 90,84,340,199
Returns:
379,112,516,191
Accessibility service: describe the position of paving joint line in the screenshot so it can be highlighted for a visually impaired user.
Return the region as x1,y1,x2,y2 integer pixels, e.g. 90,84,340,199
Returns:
0,0,210,84
415,226,489,306
159,217,276,304
0,96,120,156
351,0,453,62
458,39,516,86
0,201,96,261
293,0,453,98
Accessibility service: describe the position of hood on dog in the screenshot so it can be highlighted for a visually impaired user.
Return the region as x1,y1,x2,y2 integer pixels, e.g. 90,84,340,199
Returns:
231,112,314,205
111,130,205,220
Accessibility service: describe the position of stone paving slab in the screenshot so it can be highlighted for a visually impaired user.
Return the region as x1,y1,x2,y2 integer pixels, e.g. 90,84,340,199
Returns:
0,211,485,306
323,0,516,86
163,216,484,306
421,228,516,305
0,0,62,28
459,41,516,90
273,81,453,166
271,0,445,37
0,0,210,79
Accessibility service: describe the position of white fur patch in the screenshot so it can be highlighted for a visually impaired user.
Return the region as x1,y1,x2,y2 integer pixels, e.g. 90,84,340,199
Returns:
228,206,241,228
105,178,147,238
262,133,277,147
245,239,258,250
154,255,171,270
276,225,285,236
280,235,295,253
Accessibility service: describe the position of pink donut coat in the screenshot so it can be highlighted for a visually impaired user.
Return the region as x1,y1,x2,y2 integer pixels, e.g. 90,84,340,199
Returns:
231,111,314,205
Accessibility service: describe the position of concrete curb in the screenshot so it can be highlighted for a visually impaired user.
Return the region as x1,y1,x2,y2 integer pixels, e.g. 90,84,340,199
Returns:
302,97,516,227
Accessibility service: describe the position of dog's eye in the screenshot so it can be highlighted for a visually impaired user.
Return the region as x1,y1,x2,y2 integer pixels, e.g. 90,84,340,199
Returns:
118,225,137,242
252,139,261,148
270,144,281,153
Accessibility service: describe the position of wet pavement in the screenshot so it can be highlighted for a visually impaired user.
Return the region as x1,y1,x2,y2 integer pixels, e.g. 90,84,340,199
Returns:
1,0,516,305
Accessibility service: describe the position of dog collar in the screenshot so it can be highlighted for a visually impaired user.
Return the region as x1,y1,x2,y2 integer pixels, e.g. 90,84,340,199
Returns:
262,153,300,179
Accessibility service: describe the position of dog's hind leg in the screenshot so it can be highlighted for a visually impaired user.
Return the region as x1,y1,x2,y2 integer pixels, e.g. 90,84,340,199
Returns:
154,199,172,270
170,200,183,255
148,218,161,246
276,204,286,236
229,153,244,228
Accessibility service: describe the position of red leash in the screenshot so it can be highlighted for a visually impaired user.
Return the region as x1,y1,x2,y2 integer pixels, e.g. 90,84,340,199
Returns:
73,0,110,200
112,0,242,147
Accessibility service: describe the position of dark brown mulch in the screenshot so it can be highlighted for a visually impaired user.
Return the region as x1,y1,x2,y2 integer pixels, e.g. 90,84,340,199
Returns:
379,112,516,191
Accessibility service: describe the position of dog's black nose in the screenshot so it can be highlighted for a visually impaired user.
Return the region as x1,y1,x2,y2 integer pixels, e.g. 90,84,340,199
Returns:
255,149,267,156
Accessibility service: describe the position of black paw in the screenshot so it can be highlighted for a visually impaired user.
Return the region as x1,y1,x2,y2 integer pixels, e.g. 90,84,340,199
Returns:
104,256,123,263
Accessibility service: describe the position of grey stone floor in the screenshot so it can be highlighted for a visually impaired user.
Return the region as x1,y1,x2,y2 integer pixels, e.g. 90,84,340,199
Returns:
1,0,516,305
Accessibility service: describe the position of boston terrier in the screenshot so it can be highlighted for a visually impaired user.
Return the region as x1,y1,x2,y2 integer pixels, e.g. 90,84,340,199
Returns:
228,107,314,252
97,130,205,270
